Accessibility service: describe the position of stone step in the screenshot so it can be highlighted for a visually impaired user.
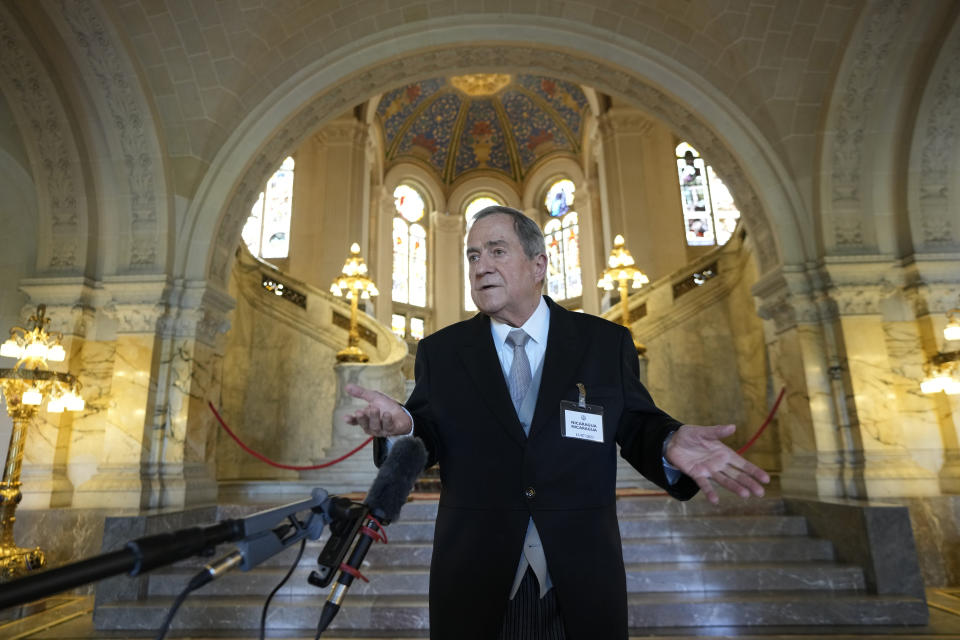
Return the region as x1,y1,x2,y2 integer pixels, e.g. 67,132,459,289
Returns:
378,514,808,541
371,496,789,521
146,561,864,597
222,536,835,569
94,591,928,631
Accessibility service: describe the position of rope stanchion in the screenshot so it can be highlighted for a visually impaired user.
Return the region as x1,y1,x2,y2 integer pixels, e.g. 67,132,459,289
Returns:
208,401,373,471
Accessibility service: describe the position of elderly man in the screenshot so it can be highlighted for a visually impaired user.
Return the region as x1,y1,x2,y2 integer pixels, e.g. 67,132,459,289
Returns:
345,206,768,640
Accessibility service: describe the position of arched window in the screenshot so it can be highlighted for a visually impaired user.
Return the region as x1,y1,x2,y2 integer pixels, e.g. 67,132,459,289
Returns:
242,156,295,260
391,183,429,340
542,179,581,301
463,195,503,312
675,142,741,246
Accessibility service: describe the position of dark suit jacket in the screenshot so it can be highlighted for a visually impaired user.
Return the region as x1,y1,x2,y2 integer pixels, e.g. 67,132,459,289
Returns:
384,298,698,639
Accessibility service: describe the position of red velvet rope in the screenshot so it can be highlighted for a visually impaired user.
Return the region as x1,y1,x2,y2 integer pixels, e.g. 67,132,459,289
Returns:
735,386,786,455
209,386,785,474
208,401,373,471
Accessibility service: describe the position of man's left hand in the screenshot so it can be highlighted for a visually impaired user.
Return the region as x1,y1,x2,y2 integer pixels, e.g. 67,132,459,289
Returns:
665,424,770,504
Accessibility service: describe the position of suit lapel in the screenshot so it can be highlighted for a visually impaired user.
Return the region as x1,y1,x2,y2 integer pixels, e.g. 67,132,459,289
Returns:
529,299,587,442
458,313,527,446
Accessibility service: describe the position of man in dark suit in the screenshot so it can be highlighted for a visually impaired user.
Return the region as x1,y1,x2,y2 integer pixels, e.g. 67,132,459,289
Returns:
345,206,769,639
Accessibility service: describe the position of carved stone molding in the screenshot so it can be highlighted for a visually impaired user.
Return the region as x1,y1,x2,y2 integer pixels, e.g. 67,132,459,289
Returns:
918,22,960,230
52,0,162,271
597,110,653,138
110,303,165,334
316,120,367,146
210,44,783,285
826,284,885,316
0,3,86,273
830,0,908,208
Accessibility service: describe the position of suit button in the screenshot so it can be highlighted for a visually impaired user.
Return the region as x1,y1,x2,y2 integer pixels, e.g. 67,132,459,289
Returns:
524,487,536,499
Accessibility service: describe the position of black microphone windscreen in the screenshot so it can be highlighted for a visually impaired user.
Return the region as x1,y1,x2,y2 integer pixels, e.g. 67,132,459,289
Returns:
364,437,427,522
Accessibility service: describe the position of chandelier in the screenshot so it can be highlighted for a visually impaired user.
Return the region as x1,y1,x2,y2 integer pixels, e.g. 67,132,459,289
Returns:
921,303,960,395
0,305,84,580
597,234,649,354
330,243,379,363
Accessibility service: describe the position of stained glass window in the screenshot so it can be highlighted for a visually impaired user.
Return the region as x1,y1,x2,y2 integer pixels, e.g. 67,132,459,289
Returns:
545,179,575,217
242,156,295,259
463,195,502,312
410,317,425,340
542,180,581,301
676,143,740,247
391,313,406,338
392,184,428,307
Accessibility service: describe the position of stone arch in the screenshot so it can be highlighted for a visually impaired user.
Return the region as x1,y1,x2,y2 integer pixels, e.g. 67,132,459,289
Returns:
0,3,88,276
183,25,812,291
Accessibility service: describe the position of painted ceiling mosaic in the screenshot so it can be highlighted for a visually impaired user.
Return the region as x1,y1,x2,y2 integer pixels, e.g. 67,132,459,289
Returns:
376,74,589,184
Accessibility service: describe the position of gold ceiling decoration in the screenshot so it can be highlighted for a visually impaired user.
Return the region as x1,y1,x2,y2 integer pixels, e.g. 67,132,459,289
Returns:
450,73,512,96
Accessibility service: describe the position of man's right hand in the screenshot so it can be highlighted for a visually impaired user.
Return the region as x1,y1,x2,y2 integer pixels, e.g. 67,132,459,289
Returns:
344,383,413,437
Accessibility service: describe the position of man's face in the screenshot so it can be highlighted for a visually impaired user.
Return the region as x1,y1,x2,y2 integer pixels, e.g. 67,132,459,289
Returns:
466,213,546,326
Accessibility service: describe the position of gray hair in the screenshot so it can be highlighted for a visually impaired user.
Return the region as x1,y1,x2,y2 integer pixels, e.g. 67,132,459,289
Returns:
471,205,546,259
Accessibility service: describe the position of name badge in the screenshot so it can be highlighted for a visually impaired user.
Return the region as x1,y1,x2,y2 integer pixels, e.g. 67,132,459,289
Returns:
561,383,604,444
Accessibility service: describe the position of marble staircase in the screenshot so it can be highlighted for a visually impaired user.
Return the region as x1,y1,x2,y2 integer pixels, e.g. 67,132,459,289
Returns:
93,496,929,635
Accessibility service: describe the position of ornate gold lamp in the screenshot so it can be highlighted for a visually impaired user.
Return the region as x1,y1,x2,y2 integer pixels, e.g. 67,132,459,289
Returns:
597,234,649,355
921,302,960,395
0,305,84,580
330,243,379,363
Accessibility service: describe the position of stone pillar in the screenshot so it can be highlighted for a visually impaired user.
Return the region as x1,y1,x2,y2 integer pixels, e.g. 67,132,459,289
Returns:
753,269,847,498
433,211,463,330
288,116,368,290
13,281,106,510
371,184,394,329
597,108,688,282
141,281,233,509
70,278,170,509
575,179,600,315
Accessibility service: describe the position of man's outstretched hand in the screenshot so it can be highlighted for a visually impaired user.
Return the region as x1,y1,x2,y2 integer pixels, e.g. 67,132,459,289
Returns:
665,424,770,504
343,383,413,438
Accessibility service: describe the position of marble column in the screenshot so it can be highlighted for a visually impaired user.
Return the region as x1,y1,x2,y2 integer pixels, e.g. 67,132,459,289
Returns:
12,281,106,510
753,269,847,498
575,179,600,315
70,279,170,509
140,281,232,509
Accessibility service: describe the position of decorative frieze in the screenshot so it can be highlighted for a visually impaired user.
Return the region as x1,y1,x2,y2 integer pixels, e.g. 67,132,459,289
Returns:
53,0,162,271
830,0,908,206
0,3,86,274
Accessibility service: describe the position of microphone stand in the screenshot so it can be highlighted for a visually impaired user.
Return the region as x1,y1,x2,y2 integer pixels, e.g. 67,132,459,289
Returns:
0,488,338,610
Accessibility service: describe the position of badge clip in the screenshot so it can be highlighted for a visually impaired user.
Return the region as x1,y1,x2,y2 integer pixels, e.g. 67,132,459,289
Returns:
576,383,587,409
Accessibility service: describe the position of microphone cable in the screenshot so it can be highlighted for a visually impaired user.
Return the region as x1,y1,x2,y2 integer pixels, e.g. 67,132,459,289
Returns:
155,579,199,640
153,537,306,640
259,538,307,640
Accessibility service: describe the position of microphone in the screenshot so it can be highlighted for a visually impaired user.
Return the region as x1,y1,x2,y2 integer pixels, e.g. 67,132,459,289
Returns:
314,436,427,635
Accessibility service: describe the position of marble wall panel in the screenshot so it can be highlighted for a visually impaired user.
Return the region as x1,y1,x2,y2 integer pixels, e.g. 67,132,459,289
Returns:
218,291,341,481
883,320,943,473
840,315,901,450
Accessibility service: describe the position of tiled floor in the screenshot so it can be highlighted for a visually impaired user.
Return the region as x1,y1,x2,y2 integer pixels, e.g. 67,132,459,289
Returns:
3,590,960,640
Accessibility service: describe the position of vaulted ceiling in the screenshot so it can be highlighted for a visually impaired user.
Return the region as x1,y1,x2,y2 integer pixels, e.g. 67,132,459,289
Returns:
375,74,591,185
